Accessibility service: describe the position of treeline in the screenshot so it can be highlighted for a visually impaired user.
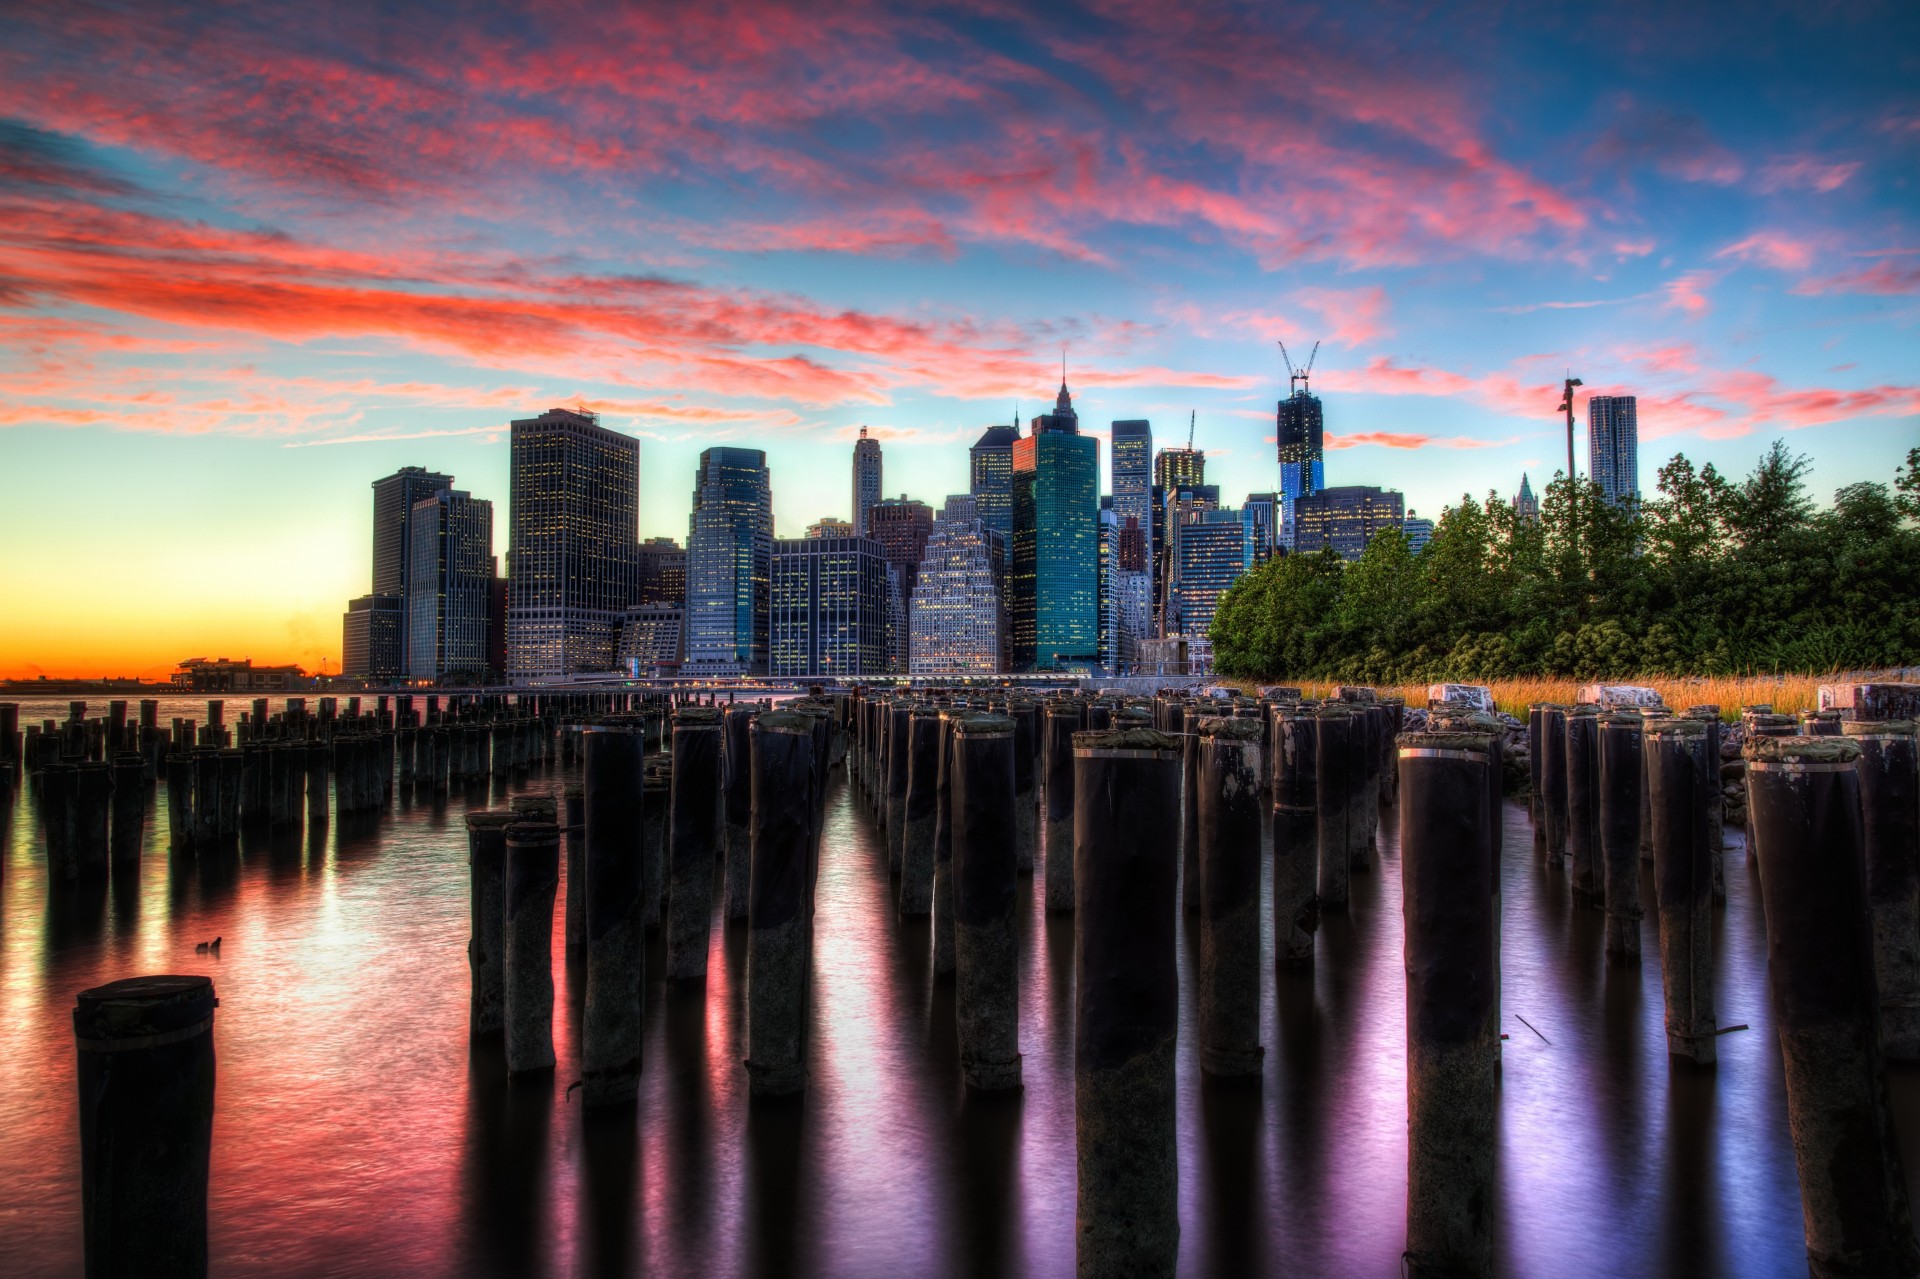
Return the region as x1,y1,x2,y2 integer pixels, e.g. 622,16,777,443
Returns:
1210,443,1920,682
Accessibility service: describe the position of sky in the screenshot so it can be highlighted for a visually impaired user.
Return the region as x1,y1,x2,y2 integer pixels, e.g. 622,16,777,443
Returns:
1,0,1916,678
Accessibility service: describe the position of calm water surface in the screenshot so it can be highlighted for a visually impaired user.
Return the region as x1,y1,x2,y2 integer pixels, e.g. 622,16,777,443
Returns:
2,696,1914,1277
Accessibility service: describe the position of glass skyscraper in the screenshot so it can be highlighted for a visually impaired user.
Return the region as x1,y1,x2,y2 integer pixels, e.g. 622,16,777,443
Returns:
506,408,640,680
852,426,883,535
1277,389,1325,551
371,466,453,598
770,534,888,677
1588,395,1640,507
406,489,495,682
685,446,773,676
1010,382,1100,671
1168,508,1249,642
1294,485,1406,560
1110,418,1153,569
969,422,1020,540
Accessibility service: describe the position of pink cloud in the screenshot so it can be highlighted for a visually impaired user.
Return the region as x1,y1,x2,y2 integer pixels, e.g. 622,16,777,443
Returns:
1714,231,1815,272
1791,259,1920,296
1756,156,1861,194
1288,287,1391,347
1328,431,1493,450
1663,270,1717,316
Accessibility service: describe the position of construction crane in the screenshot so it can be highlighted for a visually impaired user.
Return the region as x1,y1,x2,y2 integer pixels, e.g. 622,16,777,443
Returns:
1278,339,1321,395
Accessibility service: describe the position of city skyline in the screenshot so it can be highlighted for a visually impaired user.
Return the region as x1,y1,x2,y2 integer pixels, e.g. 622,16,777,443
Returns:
3,2,1917,677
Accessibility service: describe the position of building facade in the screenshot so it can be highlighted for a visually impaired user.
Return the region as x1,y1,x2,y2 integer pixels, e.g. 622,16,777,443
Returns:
770,535,890,677
1242,492,1278,563
910,495,1004,675
852,427,883,536
1514,473,1540,522
969,422,1020,540
505,408,639,680
1402,511,1435,553
1010,383,1100,671
1277,388,1325,551
807,517,853,539
367,466,452,672
1154,445,1205,493
342,594,404,681
685,447,773,675
633,536,686,607
1293,485,1406,561
1110,417,1154,576
406,489,495,682
1588,395,1640,507
619,605,685,675
1167,508,1248,645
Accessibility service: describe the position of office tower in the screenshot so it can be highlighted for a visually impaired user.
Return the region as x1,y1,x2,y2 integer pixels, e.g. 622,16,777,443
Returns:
1167,508,1250,671
1009,381,1101,671
1588,395,1640,507
1277,386,1325,550
970,420,1020,539
1110,418,1154,565
1402,510,1435,553
618,605,685,675
867,496,935,671
1149,483,1166,632
366,466,453,672
506,409,639,680
1157,482,1219,633
852,427,884,535
1154,445,1205,492
371,467,453,597
807,517,853,539
910,495,1004,674
1293,485,1406,561
633,536,687,607
487,574,507,677
1514,473,1540,523
770,533,890,677
406,489,495,681
342,594,404,681
686,447,774,676
1242,492,1278,563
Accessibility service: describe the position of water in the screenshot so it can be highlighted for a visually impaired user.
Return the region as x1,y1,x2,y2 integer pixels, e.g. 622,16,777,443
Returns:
2,696,1913,1276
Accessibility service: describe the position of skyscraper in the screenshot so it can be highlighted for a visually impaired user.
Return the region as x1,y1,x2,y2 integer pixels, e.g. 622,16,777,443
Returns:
1242,492,1278,563
342,594,404,681
770,533,889,677
367,466,452,672
1514,473,1540,522
1110,418,1154,559
867,495,936,671
1277,387,1325,551
1588,395,1640,507
1154,445,1205,492
633,536,686,607
685,446,773,675
970,420,1020,540
910,494,1004,674
407,489,495,681
1167,508,1249,659
506,408,639,680
371,467,453,597
807,517,853,539
852,426,883,535
1402,510,1435,553
1010,381,1100,671
1294,485,1406,560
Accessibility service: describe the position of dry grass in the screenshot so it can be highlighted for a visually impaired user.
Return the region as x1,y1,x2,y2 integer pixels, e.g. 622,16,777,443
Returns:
1226,674,1834,720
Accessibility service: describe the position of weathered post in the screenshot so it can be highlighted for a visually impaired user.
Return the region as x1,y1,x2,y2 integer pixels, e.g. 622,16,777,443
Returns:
1181,704,1203,912
1565,706,1602,906
191,749,220,846
582,728,646,1106
1272,710,1319,970
465,811,514,1038
1748,734,1920,1277
1646,718,1716,1064
1527,704,1546,857
900,708,939,918
668,707,721,980
932,709,966,978
503,822,560,1077
1399,731,1497,1279
1539,705,1569,866
563,785,587,954
1073,726,1181,1277
1012,701,1038,874
642,765,670,929
74,760,113,877
109,754,144,867
304,742,328,824
746,713,814,1098
1598,712,1644,963
73,975,216,1279
1315,707,1354,908
43,762,81,881
886,704,911,876
1197,717,1264,1077
1844,720,1920,1060
723,704,756,923
952,715,1022,1091
1043,701,1083,913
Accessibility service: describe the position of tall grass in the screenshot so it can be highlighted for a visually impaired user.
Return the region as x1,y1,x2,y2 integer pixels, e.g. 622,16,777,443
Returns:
1229,674,1834,721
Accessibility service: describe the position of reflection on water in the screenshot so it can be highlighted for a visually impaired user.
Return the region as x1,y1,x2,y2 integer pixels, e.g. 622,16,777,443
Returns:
2,696,1915,1277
